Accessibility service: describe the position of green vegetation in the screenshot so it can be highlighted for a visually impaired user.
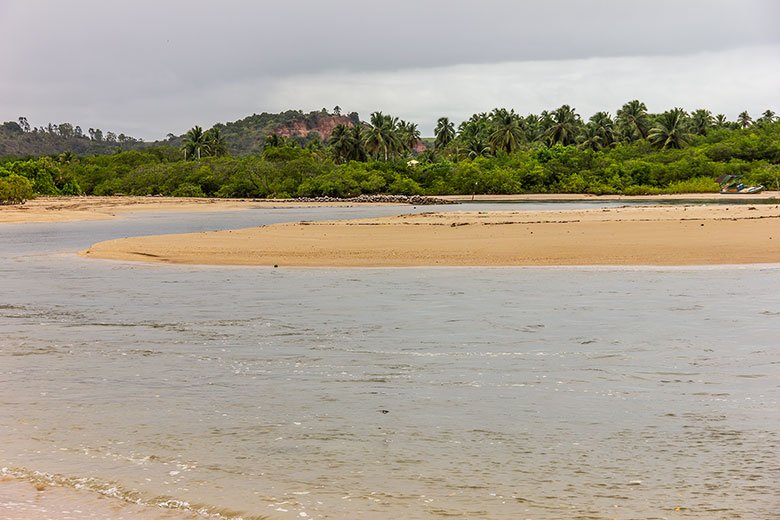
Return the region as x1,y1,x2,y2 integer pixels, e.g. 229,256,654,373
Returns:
0,117,145,157
1,104,778,199
0,174,34,204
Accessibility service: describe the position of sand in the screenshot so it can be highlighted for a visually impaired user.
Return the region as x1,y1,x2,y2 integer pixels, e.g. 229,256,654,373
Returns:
82,203,780,267
0,476,198,520
3,193,778,224
0,196,362,224
440,192,780,202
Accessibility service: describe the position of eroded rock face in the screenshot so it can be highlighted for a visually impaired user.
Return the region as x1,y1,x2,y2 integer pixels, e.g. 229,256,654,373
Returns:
274,115,356,141
273,114,430,152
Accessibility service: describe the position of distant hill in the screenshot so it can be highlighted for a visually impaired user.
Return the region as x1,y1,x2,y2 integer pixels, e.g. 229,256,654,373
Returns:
0,120,147,158
1,110,388,158
161,109,362,156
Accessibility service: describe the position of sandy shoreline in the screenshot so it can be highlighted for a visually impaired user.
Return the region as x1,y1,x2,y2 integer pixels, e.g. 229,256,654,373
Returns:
0,195,369,224
0,476,198,520
82,203,780,267
2,193,778,224
440,191,780,202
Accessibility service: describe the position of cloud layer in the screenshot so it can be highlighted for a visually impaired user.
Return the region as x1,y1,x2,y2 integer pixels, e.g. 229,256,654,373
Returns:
1,1,778,137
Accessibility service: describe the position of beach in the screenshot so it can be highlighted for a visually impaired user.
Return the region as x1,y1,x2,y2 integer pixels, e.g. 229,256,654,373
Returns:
0,196,366,224
2,192,778,224
0,476,199,520
81,201,780,267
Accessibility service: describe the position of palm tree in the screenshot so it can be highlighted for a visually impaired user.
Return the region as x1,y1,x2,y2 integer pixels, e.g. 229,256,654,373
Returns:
364,112,401,161
204,127,228,157
714,114,728,128
546,105,581,146
577,123,604,151
488,109,525,154
349,125,368,161
589,112,617,147
758,109,776,124
398,120,421,155
58,150,75,164
329,124,353,163
737,111,753,129
462,136,491,159
434,117,455,150
648,108,691,149
523,114,545,143
183,125,206,159
690,109,713,136
458,113,490,142
616,100,650,141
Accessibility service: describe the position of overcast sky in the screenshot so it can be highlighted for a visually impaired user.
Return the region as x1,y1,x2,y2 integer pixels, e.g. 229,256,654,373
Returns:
1,0,779,138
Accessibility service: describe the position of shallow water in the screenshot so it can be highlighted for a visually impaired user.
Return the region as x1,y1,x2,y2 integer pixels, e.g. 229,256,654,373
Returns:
1,204,778,519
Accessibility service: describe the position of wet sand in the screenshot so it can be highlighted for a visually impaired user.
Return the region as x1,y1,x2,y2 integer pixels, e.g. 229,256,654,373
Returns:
0,196,361,224
440,191,780,202
3,193,778,225
82,203,780,267
0,477,198,520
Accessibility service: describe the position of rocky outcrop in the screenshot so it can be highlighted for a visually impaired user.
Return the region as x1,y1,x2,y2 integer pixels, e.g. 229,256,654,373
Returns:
274,114,356,141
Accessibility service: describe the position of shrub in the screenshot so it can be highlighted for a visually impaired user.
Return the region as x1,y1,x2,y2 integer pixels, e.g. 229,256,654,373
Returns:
171,183,206,197
663,176,720,193
0,174,34,204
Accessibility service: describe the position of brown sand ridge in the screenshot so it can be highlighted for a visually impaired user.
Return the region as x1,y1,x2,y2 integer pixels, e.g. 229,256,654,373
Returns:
82,203,780,267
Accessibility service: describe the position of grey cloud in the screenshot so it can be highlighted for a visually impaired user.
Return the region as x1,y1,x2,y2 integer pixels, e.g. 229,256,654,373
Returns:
262,46,780,136
1,0,778,137
4,1,778,79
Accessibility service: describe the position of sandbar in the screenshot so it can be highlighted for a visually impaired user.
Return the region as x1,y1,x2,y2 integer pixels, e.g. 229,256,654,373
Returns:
82,203,780,267
0,195,363,224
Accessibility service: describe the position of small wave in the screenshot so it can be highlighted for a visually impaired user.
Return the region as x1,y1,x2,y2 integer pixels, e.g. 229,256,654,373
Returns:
0,466,267,520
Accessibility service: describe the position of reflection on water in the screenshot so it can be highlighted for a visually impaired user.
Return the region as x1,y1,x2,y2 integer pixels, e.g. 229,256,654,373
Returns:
0,205,778,519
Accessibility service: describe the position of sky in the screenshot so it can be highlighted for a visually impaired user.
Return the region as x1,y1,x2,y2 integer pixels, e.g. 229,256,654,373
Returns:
1,0,779,139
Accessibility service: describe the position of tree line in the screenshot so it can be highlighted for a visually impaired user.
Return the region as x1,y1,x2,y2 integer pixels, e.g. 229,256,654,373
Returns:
4,117,143,144
323,102,776,163
1,103,778,203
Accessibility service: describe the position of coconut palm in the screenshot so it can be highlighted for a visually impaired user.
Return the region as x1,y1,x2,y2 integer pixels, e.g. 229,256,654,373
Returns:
488,109,525,154
588,111,617,147
398,120,421,154
616,100,650,141
690,109,713,136
577,123,604,151
737,111,753,129
758,109,776,124
462,136,491,159
648,108,691,149
364,112,401,161
523,114,545,143
329,124,353,163
714,114,728,128
348,125,368,162
458,113,490,142
434,117,455,150
183,125,206,160
204,127,228,156
546,105,581,146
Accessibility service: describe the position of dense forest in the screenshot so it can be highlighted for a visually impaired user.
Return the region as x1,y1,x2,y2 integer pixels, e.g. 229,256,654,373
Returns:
1,102,779,202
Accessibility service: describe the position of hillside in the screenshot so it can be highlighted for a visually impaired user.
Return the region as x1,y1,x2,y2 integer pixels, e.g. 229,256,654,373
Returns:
163,109,363,155
0,120,147,158
0,110,434,159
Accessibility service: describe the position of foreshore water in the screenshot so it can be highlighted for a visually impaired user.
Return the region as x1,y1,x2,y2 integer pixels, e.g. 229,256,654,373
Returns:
1,204,778,519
